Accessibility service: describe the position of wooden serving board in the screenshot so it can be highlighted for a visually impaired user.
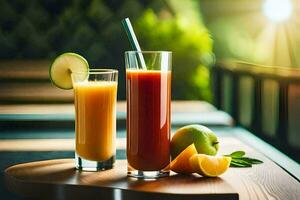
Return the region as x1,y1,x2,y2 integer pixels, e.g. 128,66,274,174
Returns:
5,159,238,199
5,159,238,200
4,136,300,200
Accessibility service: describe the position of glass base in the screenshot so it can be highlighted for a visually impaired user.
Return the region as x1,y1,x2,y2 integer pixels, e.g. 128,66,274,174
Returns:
127,169,169,179
75,153,115,171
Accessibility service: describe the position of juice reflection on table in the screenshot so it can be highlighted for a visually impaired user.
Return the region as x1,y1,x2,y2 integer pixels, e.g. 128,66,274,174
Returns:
126,70,171,171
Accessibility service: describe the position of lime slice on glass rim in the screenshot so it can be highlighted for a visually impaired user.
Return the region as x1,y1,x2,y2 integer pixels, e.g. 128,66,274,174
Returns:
49,52,89,89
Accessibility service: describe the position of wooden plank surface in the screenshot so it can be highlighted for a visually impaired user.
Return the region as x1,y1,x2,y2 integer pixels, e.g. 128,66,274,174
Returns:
0,101,215,114
0,134,234,152
0,138,125,151
0,102,233,127
0,82,73,103
4,137,300,200
0,60,50,80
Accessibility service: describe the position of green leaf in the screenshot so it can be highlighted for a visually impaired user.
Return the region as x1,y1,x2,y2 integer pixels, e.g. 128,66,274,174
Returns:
230,163,247,167
229,151,246,158
230,160,251,167
226,150,263,168
232,158,252,166
241,157,263,164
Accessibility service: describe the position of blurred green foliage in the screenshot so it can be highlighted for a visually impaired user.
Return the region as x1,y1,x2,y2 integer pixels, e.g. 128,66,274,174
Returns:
0,0,150,99
135,9,213,100
0,0,142,63
0,0,213,100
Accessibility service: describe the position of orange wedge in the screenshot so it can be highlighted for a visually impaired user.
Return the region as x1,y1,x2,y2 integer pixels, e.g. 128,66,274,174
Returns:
189,154,231,177
170,143,198,174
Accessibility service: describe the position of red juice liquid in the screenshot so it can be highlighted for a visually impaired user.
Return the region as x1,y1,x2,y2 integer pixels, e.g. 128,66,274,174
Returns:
126,70,171,171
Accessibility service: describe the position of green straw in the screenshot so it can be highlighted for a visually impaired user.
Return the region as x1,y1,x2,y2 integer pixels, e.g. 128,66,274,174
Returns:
122,18,147,70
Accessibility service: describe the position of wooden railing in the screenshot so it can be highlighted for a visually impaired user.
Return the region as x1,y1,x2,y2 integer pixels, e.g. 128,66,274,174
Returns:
212,61,300,162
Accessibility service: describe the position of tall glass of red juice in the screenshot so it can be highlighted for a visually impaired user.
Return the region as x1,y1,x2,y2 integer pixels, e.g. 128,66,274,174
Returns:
125,51,172,179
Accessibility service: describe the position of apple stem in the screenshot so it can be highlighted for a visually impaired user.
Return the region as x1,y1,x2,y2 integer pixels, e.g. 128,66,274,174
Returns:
213,141,219,145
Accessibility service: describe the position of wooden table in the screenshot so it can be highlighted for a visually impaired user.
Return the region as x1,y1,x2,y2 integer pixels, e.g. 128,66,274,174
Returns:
1,102,299,199
4,135,300,200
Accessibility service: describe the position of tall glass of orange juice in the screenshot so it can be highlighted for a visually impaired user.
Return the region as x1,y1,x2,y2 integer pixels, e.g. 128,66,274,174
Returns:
72,69,118,171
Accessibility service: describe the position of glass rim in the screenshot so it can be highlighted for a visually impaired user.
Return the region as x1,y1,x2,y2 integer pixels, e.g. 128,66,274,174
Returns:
125,51,172,54
72,69,118,74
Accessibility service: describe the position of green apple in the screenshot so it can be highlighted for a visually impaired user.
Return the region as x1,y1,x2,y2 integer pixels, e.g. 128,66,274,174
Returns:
171,124,219,159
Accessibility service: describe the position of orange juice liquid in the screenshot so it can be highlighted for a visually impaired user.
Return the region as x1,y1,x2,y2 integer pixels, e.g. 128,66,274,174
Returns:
74,81,117,161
